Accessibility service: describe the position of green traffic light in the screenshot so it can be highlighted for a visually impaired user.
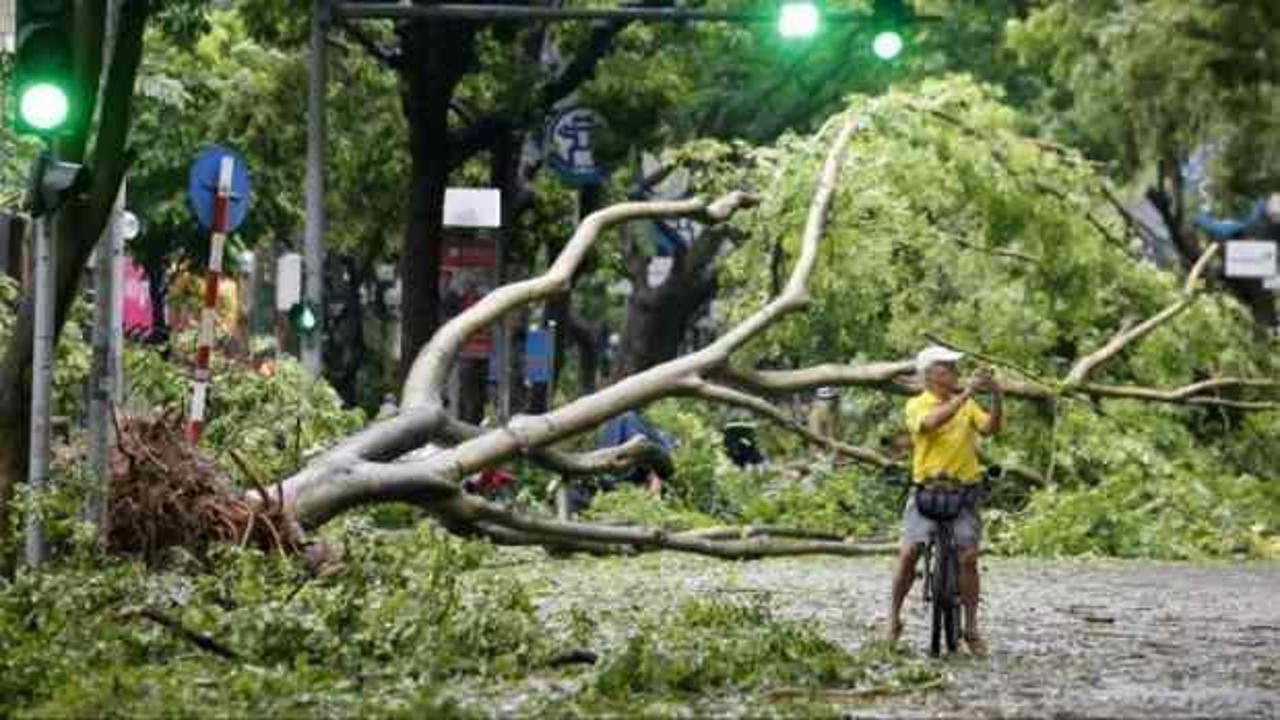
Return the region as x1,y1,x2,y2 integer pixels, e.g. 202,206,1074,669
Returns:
872,30,904,60
19,82,70,131
291,302,318,334
778,1,820,39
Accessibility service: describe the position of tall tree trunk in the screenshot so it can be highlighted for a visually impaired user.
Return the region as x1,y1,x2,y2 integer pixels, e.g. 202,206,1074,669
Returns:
567,312,602,394
617,275,716,376
395,21,478,386
323,254,364,407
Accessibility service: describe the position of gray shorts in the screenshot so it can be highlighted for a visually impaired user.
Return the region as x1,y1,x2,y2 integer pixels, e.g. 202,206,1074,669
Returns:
901,493,982,548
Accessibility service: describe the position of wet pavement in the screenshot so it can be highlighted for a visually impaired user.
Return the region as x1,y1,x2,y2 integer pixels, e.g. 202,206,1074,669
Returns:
510,553,1280,717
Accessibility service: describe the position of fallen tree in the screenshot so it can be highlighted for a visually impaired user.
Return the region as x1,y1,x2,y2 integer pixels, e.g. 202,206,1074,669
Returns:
189,107,1271,561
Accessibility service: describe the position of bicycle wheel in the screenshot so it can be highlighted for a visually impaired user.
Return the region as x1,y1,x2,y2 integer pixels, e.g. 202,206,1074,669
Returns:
928,542,943,657
934,532,961,655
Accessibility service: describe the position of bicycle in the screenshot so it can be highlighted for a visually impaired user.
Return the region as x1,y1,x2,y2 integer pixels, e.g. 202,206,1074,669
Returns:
886,464,1002,657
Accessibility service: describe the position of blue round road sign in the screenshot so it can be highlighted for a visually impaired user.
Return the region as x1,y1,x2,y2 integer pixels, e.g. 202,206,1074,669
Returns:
188,145,252,232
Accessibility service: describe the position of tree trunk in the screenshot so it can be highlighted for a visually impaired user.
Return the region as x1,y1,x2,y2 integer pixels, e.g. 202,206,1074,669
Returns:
617,275,715,376
567,312,602,395
323,253,364,407
395,21,478,386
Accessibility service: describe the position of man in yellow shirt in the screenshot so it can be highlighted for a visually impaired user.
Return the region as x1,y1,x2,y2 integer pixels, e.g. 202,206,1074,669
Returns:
888,345,1003,655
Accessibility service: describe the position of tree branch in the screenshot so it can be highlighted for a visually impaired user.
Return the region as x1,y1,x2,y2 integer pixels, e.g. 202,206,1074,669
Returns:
402,191,761,409
437,416,665,476
1065,243,1220,386
681,378,895,468
442,494,895,559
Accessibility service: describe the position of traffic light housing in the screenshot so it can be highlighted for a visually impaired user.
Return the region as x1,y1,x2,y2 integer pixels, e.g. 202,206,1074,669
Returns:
27,151,87,217
870,0,908,61
11,0,80,136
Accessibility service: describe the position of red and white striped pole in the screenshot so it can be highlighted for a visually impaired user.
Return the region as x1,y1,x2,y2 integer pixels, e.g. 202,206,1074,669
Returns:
186,156,234,443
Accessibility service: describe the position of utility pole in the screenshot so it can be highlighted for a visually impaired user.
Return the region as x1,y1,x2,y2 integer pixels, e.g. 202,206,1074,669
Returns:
302,0,329,377
25,213,53,567
87,182,125,539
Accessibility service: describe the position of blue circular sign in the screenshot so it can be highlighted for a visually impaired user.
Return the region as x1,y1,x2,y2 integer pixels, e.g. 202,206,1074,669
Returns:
545,107,605,186
188,145,252,232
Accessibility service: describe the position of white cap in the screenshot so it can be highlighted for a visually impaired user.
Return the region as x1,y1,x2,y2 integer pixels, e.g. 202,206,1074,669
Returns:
916,344,965,376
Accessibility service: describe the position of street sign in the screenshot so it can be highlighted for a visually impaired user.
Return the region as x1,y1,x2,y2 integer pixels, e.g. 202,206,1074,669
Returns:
1224,240,1278,279
647,256,673,287
443,188,501,228
1264,275,1280,292
525,328,554,384
442,235,497,358
188,145,251,232
122,260,152,334
276,252,302,311
545,106,605,185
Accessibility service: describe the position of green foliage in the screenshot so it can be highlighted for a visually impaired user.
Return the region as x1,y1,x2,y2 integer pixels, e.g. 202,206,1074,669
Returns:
583,486,719,531
0,523,544,717
585,596,940,706
992,404,1280,560
585,402,900,539
122,339,365,487
662,77,1280,558
1006,0,1280,197
0,277,93,419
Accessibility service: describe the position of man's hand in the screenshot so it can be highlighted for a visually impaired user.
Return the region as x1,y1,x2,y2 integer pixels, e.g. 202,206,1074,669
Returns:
972,366,1003,435
969,366,997,393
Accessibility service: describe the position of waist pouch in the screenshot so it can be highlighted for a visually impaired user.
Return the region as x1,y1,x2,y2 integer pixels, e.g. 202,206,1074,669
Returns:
915,486,969,522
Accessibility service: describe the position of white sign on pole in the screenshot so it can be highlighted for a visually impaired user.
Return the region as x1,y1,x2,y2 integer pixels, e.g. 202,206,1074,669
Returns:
1224,240,1278,279
647,256,673,288
276,252,302,311
443,188,502,228
1264,275,1280,292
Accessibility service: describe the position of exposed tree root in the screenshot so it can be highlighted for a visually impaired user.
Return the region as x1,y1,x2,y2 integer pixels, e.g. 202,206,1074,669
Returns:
108,415,303,563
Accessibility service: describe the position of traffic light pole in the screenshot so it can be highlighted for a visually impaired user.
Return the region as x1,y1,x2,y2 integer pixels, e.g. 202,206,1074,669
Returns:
25,211,54,568
301,0,329,378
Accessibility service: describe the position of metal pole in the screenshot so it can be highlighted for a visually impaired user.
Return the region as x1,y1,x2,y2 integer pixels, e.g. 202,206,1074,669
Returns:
333,3,883,23
302,0,329,377
494,229,511,423
186,158,234,443
87,182,125,536
25,214,53,568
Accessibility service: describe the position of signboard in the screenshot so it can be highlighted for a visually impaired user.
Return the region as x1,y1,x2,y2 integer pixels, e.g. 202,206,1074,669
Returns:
122,260,153,335
1264,275,1280,292
443,188,502,228
545,106,605,185
525,328,554,384
188,145,252,232
1224,240,1278,279
442,235,496,358
276,252,302,311
647,256,673,288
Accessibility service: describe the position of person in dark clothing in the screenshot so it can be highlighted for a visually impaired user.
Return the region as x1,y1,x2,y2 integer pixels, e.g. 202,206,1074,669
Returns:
597,410,675,494
723,421,766,468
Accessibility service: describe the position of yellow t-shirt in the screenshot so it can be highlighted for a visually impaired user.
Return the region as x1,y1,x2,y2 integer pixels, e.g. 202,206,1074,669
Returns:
904,391,990,483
